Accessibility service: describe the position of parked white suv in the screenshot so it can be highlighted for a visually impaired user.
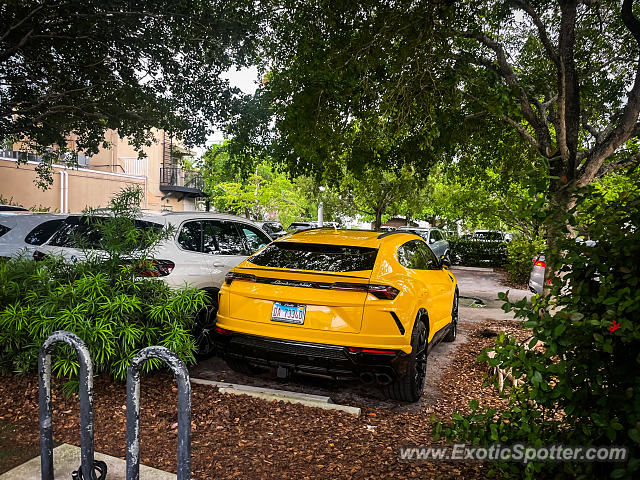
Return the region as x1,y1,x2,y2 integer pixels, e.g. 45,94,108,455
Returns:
34,212,273,357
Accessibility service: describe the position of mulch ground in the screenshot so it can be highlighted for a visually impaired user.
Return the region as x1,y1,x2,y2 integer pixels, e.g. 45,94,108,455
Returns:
493,267,529,291
0,318,529,479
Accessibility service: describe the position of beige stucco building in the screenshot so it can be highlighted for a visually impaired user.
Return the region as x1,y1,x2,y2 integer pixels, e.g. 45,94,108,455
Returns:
0,130,206,213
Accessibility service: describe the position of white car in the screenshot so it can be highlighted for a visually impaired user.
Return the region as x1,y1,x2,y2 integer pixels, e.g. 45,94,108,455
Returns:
35,212,273,357
0,214,68,259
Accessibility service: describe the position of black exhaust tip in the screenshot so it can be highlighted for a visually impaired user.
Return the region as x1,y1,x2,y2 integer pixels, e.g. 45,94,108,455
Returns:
375,373,393,385
360,372,375,384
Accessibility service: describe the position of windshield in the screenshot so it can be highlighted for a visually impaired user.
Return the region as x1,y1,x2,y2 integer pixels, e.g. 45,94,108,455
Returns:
248,242,378,272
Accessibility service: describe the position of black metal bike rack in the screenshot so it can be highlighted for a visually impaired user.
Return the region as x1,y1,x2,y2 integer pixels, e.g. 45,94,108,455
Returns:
38,331,96,480
38,332,192,480
126,346,191,480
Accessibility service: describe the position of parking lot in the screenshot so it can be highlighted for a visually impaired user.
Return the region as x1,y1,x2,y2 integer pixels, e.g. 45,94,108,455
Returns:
190,266,529,412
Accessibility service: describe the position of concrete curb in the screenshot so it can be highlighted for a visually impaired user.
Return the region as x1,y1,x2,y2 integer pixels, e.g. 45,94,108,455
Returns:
0,443,175,480
191,378,361,417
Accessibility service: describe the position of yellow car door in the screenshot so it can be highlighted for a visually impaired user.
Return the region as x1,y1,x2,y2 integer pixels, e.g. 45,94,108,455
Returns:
397,239,452,339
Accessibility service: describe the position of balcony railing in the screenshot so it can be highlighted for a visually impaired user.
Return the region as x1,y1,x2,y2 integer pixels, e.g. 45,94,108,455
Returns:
160,167,204,192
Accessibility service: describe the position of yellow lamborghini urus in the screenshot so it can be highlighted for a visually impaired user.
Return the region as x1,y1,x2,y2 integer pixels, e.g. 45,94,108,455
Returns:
215,229,458,402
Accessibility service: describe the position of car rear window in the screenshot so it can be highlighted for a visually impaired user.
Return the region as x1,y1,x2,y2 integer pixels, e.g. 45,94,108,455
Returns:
48,216,163,249
248,242,378,272
24,219,66,245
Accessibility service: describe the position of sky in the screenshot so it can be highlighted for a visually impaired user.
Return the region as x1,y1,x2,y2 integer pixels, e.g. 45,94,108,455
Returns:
192,65,259,157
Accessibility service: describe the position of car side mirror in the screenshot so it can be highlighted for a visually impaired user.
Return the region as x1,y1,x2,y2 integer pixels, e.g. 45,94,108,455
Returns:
441,256,451,268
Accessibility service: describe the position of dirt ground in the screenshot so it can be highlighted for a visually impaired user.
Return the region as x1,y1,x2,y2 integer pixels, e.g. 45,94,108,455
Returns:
0,267,530,479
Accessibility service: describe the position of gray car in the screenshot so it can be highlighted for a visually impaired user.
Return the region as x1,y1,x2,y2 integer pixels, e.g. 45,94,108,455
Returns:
397,227,450,262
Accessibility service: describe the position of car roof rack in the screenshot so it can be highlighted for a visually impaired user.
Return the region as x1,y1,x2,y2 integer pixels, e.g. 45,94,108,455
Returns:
290,226,335,234
377,230,412,239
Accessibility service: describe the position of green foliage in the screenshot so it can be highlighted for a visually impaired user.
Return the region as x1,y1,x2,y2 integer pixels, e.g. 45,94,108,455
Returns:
435,187,640,479
0,188,205,380
339,163,424,230
201,145,307,225
506,237,545,285
449,238,507,268
1,0,262,187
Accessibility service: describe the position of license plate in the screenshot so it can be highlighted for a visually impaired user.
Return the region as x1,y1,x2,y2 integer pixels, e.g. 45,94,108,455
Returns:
271,302,306,325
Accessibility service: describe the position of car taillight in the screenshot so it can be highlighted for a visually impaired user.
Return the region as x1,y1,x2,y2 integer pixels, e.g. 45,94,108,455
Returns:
215,326,233,335
534,260,546,268
347,347,398,355
136,259,175,277
366,284,400,300
331,282,368,292
33,250,47,261
329,283,399,299
225,272,256,284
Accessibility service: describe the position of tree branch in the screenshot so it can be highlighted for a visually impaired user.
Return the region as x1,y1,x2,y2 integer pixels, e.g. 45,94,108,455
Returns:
459,30,553,155
579,0,640,185
511,0,560,66
595,154,640,177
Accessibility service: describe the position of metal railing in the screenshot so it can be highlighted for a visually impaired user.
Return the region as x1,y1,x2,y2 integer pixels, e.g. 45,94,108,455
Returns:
38,331,192,480
160,167,204,191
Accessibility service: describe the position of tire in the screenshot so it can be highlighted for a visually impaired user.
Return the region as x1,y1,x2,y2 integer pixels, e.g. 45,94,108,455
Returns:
192,291,218,360
443,290,459,342
384,320,428,402
224,357,266,375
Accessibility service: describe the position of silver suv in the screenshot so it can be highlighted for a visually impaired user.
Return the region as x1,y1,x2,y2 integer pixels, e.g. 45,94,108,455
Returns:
35,212,272,357
396,227,450,262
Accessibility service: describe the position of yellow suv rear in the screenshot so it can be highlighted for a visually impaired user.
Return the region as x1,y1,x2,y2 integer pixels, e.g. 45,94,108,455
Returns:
215,228,458,402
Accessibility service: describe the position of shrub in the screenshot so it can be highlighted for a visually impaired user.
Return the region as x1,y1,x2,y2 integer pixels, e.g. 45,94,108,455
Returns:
505,236,545,284
434,188,640,479
0,187,206,380
449,237,507,267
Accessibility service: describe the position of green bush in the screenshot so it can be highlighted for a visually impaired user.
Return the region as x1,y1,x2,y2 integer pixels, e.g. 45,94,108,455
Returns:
434,188,640,478
0,187,206,380
449,237,507,267
505,236,545,284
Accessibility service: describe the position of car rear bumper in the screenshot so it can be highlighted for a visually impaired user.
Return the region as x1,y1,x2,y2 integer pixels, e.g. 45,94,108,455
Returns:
215,330,411,381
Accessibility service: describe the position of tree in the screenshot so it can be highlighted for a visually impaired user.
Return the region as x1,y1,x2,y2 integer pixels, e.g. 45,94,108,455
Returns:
1,0,261,185
340,164,423,230
232,0,640,238
200,145,307,225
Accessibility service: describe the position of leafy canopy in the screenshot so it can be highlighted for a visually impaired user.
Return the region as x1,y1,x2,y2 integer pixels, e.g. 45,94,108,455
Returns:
1,0,261,184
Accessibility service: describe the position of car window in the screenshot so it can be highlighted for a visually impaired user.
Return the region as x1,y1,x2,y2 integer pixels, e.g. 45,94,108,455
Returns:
177,221,202,252
415,242,441,270
238,224,271,253
249,242,378,272
430,230,442,242
0,223,10,238
202,220,245,255
398,240,429,269
48,216,162,249
48,216,103,248
24,219,66,245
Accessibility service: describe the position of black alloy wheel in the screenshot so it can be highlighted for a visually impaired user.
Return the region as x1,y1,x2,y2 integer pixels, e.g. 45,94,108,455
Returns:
443,290,459,342
384,320,428,402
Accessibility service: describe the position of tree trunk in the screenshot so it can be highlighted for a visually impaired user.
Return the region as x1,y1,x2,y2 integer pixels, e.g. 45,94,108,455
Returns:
374,210,383,230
